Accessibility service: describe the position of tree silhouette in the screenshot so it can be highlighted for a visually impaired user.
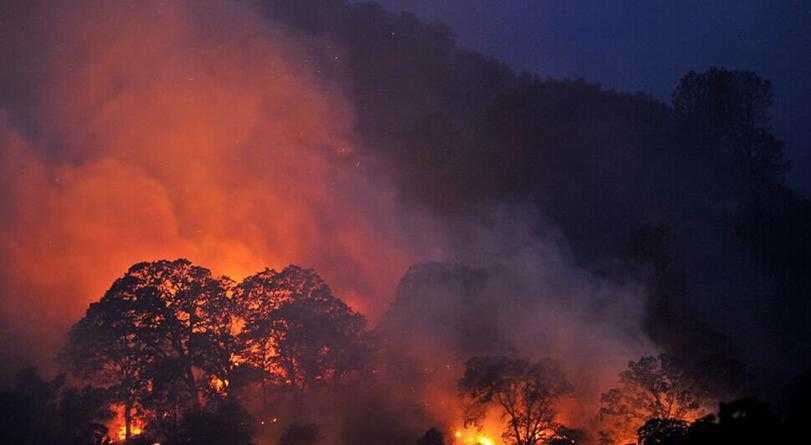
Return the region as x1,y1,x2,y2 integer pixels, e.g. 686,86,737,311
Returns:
236,266,332,386
166,398,254,445
63,284,156,440
685,398,781,445
416,427,445,445
785,368,811,439
58,385,115,445
269,291,369,387
673,67,788,197
601,354,711,441
458,356,573,445
636,418,689,445
0,368,114,445
64,259,237,437
238,266,369,389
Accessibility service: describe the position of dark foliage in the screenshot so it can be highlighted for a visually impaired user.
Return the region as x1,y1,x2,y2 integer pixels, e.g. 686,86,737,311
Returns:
0,368,113,445
637,419,689,445
633,397,787,445
62,259,237,438
61,260,369,443
236,265,371,391
601,354,711,438
459,356,573,445
163,399,254,445
255,1,811,391
784,368,811,438
416,427,445,445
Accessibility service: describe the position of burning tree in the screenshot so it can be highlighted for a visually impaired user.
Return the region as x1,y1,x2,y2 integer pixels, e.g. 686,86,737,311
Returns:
458,356,573,445
63,259,237,438
63,260,372,441
237,266,370,389
63,271,158,440
600,354,711,441
235,266,332,384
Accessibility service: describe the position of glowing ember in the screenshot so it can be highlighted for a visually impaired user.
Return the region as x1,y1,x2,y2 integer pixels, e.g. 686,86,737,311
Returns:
453,428,499,445
108,405,145,442
210,376,229,393
118,425,143,441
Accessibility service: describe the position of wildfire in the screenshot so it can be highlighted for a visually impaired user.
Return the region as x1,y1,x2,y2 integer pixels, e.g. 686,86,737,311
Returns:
108,405,145,442
453,428,499,445
211,376,230,393
117,425,143,441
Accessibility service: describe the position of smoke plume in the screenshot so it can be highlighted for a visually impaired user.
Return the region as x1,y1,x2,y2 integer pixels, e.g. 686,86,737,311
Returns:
0,0,438,373
0,1,657,442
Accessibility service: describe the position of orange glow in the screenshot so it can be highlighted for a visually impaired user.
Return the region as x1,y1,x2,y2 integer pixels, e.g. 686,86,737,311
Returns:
108,405,145,442
477,436,495,445
452,428,500,445
0,0,437,371
210,376,229,393
118,425,143,442
0,3,660,443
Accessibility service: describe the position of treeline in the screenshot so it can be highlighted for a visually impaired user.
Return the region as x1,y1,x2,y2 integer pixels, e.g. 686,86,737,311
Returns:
632,396,802,445
3,259,811,445
445,353,809,445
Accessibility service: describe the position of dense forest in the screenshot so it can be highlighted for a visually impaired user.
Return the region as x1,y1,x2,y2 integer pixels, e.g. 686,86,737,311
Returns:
254,0,810,389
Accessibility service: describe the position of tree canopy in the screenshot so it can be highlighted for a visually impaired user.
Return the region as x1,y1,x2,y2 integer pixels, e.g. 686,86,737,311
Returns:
62,259,370,442
63,259,237,438
601,354,711,441
458,356,573,445
236,266,370,389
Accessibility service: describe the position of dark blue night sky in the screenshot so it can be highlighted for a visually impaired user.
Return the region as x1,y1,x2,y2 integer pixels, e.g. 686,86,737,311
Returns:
370,0,811,193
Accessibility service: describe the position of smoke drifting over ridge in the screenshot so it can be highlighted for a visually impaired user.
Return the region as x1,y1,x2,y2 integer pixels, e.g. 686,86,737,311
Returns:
0,0,440,371
375,208,653,436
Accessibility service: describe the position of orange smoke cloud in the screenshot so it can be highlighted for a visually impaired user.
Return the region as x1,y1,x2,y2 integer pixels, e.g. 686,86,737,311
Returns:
0,0,436,372
0,4,655,440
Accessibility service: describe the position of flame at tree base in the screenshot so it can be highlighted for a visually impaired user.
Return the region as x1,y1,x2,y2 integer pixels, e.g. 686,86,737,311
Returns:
107,405,145,442
453,428,499,445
